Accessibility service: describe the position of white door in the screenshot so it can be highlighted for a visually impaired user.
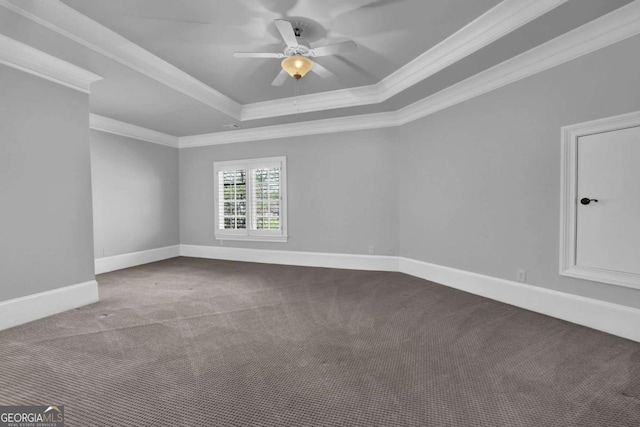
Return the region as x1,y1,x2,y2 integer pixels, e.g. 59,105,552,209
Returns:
576,125,640,275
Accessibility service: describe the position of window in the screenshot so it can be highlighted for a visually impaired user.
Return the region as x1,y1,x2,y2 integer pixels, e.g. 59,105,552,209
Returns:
214,157,287,242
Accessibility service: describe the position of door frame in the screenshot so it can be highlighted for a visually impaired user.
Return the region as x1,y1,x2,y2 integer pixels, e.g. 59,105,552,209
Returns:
560,110,640,289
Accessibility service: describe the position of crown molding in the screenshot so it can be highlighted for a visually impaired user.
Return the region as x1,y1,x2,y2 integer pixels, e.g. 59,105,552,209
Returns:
379,0,567,98
1,0,567,123
180,0,640,147
0,33,102,93
90,114,179,148
180,111,402,148
6,0,636,146
0,0,242,119
397,0,640,126
239,0,568,121
240,84,382,122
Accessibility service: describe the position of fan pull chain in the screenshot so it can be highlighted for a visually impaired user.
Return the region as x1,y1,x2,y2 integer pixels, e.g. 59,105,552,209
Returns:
293,78,300,112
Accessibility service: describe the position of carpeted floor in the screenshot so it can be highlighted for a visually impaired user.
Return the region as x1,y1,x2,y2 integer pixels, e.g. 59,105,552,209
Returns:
0,257,639,426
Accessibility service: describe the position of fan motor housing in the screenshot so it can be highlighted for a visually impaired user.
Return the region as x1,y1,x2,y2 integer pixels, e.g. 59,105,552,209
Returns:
284,44,311,57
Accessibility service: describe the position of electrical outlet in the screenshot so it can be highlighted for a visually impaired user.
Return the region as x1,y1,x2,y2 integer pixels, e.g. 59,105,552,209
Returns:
516,269,526,283
368,245,375,254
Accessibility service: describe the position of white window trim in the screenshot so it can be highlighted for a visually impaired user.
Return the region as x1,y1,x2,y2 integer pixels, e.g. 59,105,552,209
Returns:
213,156,288,243
559,110,640,289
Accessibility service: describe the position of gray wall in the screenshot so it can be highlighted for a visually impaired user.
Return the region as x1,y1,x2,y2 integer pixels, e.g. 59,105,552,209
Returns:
91,131,179,258
0,65,95,302
397,35,640,308
180,128,398,255
179,37,640,308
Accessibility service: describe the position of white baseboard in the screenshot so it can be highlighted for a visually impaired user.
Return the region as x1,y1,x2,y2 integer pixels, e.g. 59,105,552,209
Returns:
90,244,640,342
0,280,99,331
95,245,180,274
398,257,640,343
177,245,640,342
179,244,399,272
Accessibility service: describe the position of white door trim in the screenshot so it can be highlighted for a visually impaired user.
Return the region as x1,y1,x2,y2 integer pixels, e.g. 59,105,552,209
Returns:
560,110,640,289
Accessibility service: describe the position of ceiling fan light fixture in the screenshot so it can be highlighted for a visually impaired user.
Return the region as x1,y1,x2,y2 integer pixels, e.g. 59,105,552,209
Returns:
281,55,314,80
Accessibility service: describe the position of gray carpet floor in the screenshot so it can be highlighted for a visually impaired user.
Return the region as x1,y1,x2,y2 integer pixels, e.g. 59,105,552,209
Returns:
0,257,639,426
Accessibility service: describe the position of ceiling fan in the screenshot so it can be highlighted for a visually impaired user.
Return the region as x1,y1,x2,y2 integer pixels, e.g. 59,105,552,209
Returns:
234,19,357,86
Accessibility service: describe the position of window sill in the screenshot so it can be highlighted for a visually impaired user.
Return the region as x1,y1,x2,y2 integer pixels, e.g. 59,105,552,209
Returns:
215,234,288,243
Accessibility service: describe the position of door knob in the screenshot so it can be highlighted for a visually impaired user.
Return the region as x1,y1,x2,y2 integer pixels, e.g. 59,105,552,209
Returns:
580,198,598,205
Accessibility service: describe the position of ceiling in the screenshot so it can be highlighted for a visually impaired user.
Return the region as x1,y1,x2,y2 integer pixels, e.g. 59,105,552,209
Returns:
0,0,635,137
58,0,502,103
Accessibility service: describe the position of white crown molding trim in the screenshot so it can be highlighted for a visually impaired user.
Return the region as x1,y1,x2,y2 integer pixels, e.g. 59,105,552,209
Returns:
179,111,401,148
0,0,241,119
0,33,102,93
559,110,640,290
0,0,565,122
240,83,382,122
90,114,179,148
95,245,181,275
175,245,640,342
240,0,568,121
182,0,640,147
397,0,640,126
398,257,640,343
378,0,567,100
0,280,99,331
180,245,400,272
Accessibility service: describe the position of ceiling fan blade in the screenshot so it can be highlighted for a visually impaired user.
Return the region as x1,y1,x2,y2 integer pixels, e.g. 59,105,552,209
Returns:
310,41,357,57
311,63,338,82
121,16,254,45
234,52,285,58
272,69,289,86
259,0,300,15
127,16,216,26
274,19,299,48
331,0,404,19
332,56,378,80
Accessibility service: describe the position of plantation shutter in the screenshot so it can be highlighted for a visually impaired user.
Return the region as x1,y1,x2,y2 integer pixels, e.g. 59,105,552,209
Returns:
214,157,287,241
217,168,247,233
250,166,281,231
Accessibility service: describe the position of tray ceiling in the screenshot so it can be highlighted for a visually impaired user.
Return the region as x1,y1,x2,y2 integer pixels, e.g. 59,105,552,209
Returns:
0,0,635,138
59,0,501,103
